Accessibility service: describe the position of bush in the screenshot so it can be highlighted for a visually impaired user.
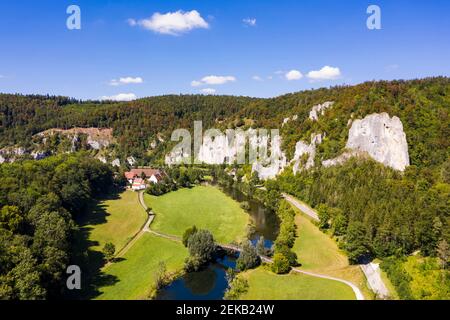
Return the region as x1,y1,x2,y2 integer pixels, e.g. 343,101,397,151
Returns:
186,229,216,268
236,241,261,271
182,225,198,247
380,257,413,300
272,253,291,274
224,276,249,300
274,200,297,249
274,245,298,267
102,242,116,262
184,255,203,272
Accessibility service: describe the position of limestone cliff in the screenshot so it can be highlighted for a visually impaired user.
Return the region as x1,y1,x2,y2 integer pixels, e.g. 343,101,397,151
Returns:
323,113,410,171
309,101,334,121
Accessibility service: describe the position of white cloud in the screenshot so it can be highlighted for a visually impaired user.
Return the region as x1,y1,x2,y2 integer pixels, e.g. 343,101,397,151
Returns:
285,70,303,81
307,66,341,81
252,75,263,81
109,77,143,86
191,75,236,87
243,18,257,27
200,88,216,95
100,93,137,101
129,10,209,36
191,80,202,87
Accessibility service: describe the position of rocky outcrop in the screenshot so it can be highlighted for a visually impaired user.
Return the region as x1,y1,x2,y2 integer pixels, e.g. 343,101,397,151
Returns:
282,115,298,127
292,133,323,174
309,102,334,121
197,131,246,165
251,133,287,180
111,159,121,167
127,157,137,166
346,113,410,171
323,113,410,171
37,128,114,151
0,147,27,163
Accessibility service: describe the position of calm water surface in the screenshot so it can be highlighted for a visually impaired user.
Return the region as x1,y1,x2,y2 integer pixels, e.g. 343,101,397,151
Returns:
156,186,279,300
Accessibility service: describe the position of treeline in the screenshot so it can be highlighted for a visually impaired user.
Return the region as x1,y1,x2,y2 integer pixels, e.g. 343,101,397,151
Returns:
0,93,256,160
271,200,298,274
0,153,113,299
146,166,206,196
3,78,448,169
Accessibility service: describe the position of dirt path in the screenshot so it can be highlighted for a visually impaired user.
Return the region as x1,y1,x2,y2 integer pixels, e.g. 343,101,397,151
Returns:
282,194,319,221
108,192,153,262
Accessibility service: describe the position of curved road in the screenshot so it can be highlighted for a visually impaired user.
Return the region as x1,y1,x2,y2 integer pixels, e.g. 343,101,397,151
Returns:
137,191,365,300
282,193,319,221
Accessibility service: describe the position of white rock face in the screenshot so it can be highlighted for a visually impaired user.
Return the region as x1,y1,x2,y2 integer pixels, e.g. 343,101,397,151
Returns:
292,133,323,174
111,159,121,167
309,102,334,121
197,131,246,165
97,156,107,164
127,157,137,166
344,113,410,171
251,133,287,180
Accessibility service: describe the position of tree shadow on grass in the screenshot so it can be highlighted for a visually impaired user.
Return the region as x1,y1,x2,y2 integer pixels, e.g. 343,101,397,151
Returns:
67,189,124,300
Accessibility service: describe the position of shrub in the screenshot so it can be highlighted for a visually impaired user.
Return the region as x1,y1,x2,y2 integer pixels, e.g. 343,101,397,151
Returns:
102,242,116,262
272,253,291,274
182,225,198,247
184,255,203,272
274,245,298,267
185,229,216,269
224,276,249,300
236,241,261,271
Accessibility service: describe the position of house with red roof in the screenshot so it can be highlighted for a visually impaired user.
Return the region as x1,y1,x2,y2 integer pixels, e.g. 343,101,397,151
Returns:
125,168,166,191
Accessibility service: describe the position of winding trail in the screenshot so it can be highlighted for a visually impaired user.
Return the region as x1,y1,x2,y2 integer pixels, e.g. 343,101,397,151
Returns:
137,190,365,300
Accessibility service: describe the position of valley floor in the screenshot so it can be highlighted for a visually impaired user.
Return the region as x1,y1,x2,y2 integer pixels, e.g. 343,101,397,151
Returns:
79,187,383,300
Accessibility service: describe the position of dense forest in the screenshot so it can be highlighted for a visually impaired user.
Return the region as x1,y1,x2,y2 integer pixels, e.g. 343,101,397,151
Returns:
1,77,449,299
0,153,113,299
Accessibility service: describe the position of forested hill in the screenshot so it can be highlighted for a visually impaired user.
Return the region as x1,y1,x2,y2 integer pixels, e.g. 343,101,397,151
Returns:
1,77,449,171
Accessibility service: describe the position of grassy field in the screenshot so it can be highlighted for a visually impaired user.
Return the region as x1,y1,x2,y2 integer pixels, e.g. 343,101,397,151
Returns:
291,207,373,299
79,191,148,252
97,234,188,300
293,213,348,272
145,186,249,244
241,268,356,300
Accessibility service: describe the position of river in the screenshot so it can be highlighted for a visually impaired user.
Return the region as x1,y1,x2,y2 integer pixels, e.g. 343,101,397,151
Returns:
156,185,279,300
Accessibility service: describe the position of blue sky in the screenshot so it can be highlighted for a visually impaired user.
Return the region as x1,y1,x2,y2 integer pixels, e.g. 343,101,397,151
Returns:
0,0,449,100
